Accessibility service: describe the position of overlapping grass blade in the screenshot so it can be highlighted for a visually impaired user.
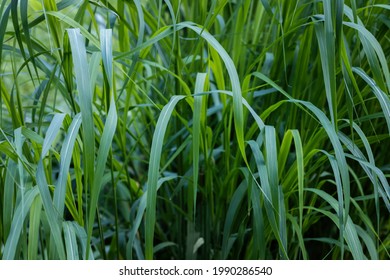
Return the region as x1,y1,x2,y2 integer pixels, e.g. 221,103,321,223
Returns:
3,160,17,242
53,113,82,217
307,188,365,259
145,95,186,259
87,96,117,258
352,67,390,133
67,28,95,191
191,73,207,219
36,114,67,260
1,0,388,260
27,194,42,260
71,222,94,260
222,175,247,259
343,7,390,92
127,175,177,260
250,174,265,259
2,187,39,260
291,130,305,231
253,72,351,228
177,22,247,164
63,221,79,260
314,0,337,127
247,139,288,259
84,29,118,259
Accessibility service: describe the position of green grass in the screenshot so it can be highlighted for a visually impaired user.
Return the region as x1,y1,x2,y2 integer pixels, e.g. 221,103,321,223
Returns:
0,0,389,260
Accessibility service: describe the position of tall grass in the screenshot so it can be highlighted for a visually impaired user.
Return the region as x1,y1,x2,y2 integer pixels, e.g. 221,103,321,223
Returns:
0,0,389,260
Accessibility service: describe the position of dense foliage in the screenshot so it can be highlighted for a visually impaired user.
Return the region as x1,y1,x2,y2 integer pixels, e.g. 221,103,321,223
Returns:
0,0,389,260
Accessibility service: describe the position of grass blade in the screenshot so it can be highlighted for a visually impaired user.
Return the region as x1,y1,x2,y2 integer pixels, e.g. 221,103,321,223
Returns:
53,113,82,217
28,195,42,260
2,188,39,260
67,28,95,191
63,221,79,260
191,73,207,219
307,188,365,260
87,96,117,258
145,95,186,259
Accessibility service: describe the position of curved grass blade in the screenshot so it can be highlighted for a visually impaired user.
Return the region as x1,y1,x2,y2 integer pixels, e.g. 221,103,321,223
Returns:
253,72,350,231
2,187,39,260
47,11,99,47
41,114,65,158
307,188,365,260
286,213,308,259
352,67,390,133
53,113,82,217
178,22,247,164
342,18,390,92
247,139,288,259
145,95,186,259
37,114,66,259
71,222,94,260
355,225,378,260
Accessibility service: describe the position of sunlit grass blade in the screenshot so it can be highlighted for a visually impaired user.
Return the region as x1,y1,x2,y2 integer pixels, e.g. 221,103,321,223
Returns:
43,0,63,53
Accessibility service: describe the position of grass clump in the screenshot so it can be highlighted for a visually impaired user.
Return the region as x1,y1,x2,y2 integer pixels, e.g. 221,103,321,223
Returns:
0,0,389,260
